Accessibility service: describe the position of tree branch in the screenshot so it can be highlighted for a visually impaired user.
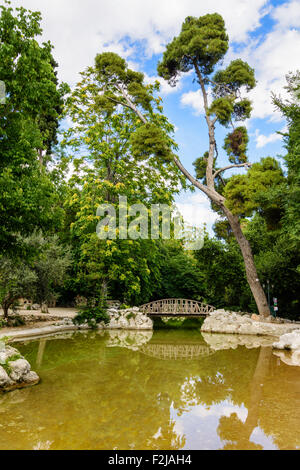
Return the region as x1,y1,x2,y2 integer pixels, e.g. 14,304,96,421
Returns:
207,77,238,99
173,156,225,204
110,85,225,205
105,95,134,111
213,162,252,179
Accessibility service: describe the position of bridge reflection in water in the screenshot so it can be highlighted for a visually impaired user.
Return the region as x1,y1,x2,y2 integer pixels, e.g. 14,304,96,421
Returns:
140,343,214,360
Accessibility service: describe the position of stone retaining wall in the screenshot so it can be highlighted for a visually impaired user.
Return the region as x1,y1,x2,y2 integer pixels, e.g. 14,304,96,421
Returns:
201,310,300,337
102,307,153,330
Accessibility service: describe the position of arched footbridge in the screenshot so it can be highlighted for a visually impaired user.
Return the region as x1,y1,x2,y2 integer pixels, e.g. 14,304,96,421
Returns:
140,299,215,317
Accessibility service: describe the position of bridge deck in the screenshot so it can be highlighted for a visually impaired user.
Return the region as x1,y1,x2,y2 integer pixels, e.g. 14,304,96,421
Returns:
140,299,215,317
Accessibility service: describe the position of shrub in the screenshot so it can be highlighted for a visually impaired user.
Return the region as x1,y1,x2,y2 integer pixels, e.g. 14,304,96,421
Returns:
73,299,110,330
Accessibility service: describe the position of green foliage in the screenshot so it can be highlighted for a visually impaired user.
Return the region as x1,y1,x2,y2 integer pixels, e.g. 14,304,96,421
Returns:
94,52,154,113
224,157,285,217
157,14,229,84
210,58,254,122
232,99,252,121
155,241,206,300
28,233,72,307
62,61,185,307
0,257,37,319
213,220,233,242
130,123,174,162
223,127,249,164
120,304,130,310
0,2,67,254
193,152,209,182
10,315,26,327
73,299,110,329
209,94,253,126
0,319,7,329
209,96,234,126
273,71,300,248
244,214,300,319
194,236,252,311
0,233,71,318
126,312,136,320
213,59,256,95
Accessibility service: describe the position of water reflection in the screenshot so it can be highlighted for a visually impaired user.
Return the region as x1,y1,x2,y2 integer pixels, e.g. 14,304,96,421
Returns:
0,330,299,450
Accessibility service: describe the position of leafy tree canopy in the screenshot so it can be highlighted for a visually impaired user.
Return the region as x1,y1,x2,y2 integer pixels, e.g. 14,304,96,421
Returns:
224,157,285,217
157,14,229,82
0,2,67,254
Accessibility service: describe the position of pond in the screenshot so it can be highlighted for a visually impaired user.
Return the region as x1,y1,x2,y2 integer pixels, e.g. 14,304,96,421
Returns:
0,329,299,450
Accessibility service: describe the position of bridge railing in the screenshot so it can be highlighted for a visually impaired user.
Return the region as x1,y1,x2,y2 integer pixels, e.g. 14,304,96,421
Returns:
140,343,214,360
140,299,215,316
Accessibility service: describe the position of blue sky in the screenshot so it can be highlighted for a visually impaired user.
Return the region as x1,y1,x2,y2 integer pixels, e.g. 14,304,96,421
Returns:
9,0,300,231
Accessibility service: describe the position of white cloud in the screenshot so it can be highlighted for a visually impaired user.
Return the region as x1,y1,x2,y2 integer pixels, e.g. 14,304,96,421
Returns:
181,90,204,115
144,73,182,95
191,402,248,422
250,29,300,120
254,125,287,148
9,0,268,84
228,2,300,122
272,1,300,29
9,0,299,125
176,192,219,231
255,129,281,148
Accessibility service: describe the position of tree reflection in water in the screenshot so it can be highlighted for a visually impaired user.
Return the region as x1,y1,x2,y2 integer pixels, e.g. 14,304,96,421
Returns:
0,330,299,450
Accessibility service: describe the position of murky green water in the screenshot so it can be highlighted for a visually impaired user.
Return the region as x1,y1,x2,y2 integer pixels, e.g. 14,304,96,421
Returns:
0,329,299,450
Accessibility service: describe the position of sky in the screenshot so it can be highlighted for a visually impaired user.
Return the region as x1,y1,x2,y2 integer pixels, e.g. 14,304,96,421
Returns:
8,0,300,233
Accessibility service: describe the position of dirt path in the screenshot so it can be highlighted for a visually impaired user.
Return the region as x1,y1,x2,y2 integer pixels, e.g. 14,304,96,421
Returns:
0,307,77,336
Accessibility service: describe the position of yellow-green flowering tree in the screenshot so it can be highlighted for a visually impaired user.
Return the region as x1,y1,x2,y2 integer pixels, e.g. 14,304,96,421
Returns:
62,64,185,305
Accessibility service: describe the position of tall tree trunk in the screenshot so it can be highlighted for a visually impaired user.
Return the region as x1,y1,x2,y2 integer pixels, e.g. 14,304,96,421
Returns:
3,304,9,320
222,205,270,317
174,156,271,317
116,86,271,317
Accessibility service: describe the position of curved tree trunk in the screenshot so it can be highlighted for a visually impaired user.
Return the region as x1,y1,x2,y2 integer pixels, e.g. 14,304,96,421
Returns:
222,206,270,317
114,84,271,317
3,304,9,320
2,296,13,320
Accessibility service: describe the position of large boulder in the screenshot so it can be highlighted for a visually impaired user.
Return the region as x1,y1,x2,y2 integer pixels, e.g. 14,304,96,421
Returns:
101,308,153,330
0,342,40,392
8,359,30,382
201,310,300,337
273,330,300,351
0,367,14,388
273,329,300,366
